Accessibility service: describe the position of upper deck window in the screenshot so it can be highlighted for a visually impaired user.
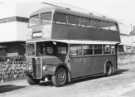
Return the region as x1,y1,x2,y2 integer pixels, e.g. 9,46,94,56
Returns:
53,12,67,24
52,11,118,31
90,19,118,31
68,15,79,25
41,12,52,25
79,17,90,27
29,14,40,27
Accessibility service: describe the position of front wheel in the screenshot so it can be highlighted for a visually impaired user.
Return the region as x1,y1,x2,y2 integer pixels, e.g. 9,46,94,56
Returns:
51,67,67,87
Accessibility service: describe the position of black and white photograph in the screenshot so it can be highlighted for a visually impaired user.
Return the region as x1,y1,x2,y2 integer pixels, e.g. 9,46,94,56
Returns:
0,0,135,97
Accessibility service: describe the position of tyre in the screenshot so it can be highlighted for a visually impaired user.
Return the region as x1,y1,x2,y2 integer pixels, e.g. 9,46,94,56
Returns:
26,75,40,85
51,67,67,87
106,62,112,76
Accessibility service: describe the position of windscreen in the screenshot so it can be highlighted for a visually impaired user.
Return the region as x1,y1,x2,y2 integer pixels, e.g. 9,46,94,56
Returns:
29,14,40,27
40,12,52,25
36,41,67,56
29,12,52,27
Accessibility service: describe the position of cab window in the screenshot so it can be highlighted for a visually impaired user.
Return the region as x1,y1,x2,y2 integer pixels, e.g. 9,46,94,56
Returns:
70,45,82,56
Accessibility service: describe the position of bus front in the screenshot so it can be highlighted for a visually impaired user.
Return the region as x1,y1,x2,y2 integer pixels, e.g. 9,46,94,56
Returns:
25,40,69,86
25,9,69,86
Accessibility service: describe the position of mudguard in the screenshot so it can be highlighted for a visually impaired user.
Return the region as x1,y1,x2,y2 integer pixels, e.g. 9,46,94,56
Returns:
43,64,57,75
43,64,71,81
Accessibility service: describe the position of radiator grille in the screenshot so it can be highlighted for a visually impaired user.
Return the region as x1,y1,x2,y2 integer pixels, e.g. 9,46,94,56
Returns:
32,58,42,79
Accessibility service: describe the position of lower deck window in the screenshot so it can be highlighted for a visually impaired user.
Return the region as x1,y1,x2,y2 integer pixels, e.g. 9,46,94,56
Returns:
104,45,111,54
82,45,93,55
94,45,102,55
70,44,116,56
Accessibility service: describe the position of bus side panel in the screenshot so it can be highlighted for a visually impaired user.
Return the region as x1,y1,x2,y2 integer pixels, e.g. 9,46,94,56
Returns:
82,55,117,76
70,55,117,79
52,23,120,42
82,56,105,75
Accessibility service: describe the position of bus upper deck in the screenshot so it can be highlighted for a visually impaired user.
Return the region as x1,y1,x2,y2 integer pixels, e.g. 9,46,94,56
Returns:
29,7,120,42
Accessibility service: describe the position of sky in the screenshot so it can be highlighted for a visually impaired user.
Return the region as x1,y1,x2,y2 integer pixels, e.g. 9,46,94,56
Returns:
0,0,134,24
0,0,135,33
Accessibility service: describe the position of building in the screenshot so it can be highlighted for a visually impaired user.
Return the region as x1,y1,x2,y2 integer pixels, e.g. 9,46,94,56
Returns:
120,33,135,54
0,2,46,58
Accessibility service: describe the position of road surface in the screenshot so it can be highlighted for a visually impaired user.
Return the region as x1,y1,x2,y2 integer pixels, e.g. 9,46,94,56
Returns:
0,55,135,97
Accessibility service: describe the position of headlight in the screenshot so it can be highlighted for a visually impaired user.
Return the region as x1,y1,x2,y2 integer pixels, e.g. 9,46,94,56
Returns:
28,65,32,71
43,66,46,70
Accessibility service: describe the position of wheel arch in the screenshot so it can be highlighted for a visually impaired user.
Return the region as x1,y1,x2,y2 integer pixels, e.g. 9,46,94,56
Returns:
56,64,71,82
104,60,113,74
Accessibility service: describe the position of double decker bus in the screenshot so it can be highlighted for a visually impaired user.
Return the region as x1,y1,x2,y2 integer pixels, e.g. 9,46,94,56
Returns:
26,6,120,86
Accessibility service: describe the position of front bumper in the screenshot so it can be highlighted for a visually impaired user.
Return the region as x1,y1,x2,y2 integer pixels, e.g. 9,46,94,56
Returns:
25,64,57,79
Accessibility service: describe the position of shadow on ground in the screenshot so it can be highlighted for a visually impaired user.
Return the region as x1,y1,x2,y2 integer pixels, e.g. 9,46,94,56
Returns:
39,68,129,87
66,68,128,86
39,81,53,86
114,68,128,75
0,85,26,93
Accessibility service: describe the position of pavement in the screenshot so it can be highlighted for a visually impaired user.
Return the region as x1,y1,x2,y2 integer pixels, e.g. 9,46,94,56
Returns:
0,55,135,97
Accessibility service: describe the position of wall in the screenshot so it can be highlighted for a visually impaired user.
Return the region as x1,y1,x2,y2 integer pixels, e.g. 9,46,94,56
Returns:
0,21,17,42
120,34,135,53
16,22,29,41
0,21,29,42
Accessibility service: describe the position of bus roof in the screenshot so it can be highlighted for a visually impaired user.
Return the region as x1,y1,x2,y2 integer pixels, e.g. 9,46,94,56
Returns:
27,39,120,45
31,7,117,23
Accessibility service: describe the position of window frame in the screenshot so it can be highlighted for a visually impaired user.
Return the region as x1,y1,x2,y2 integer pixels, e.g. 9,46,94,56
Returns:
70,44,83,57
78,17,90,27
69,44,116,57
67,14,79,26
82,44,93,56
52,12,119,32
103,44,116,55
40,12,52,25
93,44,103,55
53,12,68,24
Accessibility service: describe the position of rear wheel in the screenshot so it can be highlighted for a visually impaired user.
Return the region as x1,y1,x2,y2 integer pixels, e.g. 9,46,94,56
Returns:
26,75,40,85
51,67,67,87
106,62,112,76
